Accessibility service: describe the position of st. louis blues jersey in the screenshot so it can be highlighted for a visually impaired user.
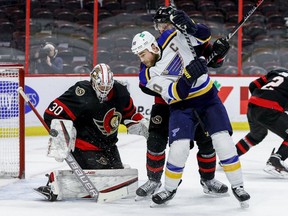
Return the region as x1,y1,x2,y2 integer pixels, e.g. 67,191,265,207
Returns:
139,28,215,105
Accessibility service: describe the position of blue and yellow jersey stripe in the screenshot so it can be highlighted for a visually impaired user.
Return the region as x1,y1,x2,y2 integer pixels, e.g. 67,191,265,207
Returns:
167,76,214,104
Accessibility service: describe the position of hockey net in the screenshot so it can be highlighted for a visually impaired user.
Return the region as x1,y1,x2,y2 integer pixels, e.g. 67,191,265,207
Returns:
0,64,25,178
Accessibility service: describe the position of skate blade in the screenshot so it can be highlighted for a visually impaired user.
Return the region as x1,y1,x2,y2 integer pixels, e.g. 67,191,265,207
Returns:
150,200,169,208
240,200,249,209
33,188,49,200
263,165,288,179
135,184,162,202
135,195,150,201
203,189,230,197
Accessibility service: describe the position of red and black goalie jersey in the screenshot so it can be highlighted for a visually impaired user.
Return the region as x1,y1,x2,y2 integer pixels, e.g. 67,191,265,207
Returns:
44,80,140,151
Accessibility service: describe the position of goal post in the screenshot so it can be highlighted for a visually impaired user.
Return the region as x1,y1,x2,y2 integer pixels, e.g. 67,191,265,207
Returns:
0,63,25,179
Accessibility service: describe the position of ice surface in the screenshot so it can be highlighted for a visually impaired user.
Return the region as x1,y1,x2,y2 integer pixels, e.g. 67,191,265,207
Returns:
0,131,287,216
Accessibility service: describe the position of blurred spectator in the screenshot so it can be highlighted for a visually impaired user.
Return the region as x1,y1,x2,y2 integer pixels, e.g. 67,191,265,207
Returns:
73,65,91,74
35,43,63,74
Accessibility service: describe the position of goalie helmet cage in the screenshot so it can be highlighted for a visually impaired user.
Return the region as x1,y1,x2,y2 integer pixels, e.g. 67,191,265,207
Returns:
0,63,25,179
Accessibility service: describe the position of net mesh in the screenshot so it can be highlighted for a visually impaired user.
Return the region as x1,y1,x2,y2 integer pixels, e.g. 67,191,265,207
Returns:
0,68,20,177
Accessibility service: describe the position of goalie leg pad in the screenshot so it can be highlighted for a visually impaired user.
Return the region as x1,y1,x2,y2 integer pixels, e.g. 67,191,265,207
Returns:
48,171,62,200
48,169,138,200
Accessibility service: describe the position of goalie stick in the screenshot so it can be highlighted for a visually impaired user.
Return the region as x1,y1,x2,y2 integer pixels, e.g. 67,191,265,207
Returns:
17,87,133,203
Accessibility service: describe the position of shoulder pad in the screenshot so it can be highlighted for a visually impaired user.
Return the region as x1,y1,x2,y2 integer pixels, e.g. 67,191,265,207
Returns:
157,29,177,48
193,24,211,43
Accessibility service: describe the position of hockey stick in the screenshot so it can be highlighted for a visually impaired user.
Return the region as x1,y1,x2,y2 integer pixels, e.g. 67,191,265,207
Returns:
207,0,264,63
17,87,133,203
170,0,264,63
169,0,208,134
169,0,197,58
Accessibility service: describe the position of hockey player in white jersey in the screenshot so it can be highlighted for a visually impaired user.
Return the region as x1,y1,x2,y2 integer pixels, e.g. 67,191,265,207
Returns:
135,6,229,201
131,10,250,208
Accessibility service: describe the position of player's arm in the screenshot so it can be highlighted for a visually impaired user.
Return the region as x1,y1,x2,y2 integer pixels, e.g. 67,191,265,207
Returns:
121,89,149,138
175,58,208,99
169,9,198,35
139,83,161,97
50,57,63,73
193,25,230,68
249,75,268,94
195,40,230,68
207,38,230,68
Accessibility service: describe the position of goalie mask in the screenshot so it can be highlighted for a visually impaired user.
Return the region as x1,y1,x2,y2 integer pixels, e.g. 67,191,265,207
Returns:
131,31,160,55
90,63,114,103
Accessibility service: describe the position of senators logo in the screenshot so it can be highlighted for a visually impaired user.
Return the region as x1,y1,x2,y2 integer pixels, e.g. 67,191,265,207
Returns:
151,115,162,124
93,108,122,136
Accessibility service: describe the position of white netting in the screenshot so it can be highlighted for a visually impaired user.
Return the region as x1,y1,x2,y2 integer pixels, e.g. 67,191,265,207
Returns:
0,68,21,177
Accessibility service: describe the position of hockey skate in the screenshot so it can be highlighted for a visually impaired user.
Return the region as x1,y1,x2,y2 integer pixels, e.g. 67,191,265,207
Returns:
232,186,250,208
34,172,60,201
150,189,177,207
263,149,288,178
200,178,229,196
34,185,58,201
135,180,162,201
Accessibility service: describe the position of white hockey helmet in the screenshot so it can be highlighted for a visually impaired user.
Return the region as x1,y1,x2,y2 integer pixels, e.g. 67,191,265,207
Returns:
90,63,114,103
131,31,160,55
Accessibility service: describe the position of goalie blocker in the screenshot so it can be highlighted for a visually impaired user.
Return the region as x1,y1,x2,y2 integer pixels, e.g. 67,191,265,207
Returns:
47,119,76,162
35,168,138,201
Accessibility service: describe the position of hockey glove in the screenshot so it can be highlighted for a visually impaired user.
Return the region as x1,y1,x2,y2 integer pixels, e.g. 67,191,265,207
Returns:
47,119,76,162
212,38,230,59
170,10,198,35
182,58,208,86
124,118,149,139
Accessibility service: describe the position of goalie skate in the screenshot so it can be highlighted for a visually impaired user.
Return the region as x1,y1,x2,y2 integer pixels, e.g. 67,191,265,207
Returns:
135,180,162,201
34,186,57,201
232,186,250,208
34,172,61,201
263,149,288,179
200,178,229,196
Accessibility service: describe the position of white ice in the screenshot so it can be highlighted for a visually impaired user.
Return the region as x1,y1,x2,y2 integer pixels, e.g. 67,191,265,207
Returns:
0,131,288,216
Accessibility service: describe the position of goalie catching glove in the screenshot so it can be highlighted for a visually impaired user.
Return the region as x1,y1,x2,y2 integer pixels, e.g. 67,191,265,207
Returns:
124,118,149,139
47,119,76,162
